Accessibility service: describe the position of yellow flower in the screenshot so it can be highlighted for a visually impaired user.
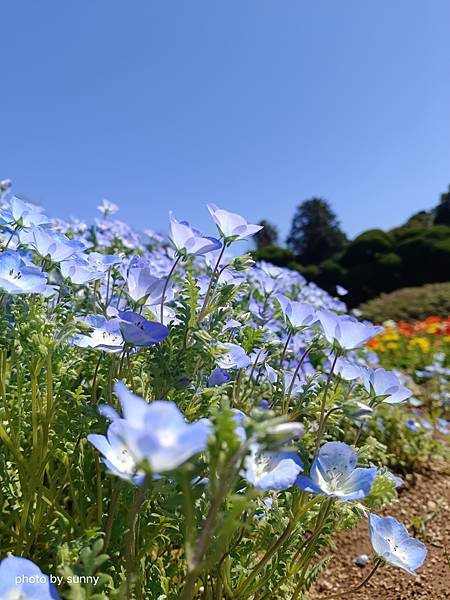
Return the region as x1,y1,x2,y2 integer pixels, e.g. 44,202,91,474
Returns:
408,338,431,353
386,342,398,349
382,332,400,342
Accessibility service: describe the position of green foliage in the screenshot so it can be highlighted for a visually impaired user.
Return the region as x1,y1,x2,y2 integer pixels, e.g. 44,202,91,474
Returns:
341,229,394,267
392,210,433,232
257,190,450,305
434,185,450,225
313,258,347,292
359,282,450,322
253,245,296,267
366,405,445,473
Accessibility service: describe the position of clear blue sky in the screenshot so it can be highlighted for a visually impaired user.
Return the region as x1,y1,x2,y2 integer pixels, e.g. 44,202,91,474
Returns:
1,1,449,241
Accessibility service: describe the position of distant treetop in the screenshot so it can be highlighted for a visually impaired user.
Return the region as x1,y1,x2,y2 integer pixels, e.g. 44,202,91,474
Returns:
254,219,279,250
286,198,347,265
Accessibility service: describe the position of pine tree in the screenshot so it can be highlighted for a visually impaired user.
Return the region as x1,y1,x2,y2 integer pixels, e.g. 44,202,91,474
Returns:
286,198,347,265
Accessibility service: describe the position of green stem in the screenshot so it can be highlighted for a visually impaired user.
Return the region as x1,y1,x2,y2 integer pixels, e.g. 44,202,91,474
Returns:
319,561,381,599
102,481,122,552
180,445,247,600
198,245,227,320
280,331,292,369
4,222,20,249
43,349,53,453
160,254,182,323
237,495,320,598
95,455,104,525
125,478,150,599
315,353,339,453
290,498,334,598
91,353,102,403
181,471,196,569
283,345,313,412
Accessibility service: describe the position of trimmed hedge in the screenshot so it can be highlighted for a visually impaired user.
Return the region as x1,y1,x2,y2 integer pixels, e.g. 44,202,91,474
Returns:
359,282,450,322
253,245,296,266
253,225,450,306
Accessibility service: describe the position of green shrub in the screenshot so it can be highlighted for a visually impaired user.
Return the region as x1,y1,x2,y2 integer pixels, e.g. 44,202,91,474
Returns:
314,258,348,292
252,245,296,267
396,226,450,287
341,229,394,267
359,282,450,322
298,263,320,279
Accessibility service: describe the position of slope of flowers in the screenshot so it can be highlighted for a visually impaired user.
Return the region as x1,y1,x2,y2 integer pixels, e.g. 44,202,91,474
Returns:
0,187,434,599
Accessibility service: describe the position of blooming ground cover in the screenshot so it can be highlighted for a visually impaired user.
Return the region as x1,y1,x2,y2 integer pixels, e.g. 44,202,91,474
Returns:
0,184,447,599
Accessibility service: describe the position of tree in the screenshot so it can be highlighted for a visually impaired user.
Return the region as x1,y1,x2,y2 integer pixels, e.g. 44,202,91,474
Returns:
286,198,347,265
434,185,450,225
254,219,279,250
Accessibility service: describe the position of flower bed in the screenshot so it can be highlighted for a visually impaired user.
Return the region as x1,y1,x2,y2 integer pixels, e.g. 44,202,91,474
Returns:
0,189,444,599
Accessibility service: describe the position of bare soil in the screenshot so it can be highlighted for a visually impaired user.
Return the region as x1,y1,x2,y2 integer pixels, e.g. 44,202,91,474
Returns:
310,465,450,600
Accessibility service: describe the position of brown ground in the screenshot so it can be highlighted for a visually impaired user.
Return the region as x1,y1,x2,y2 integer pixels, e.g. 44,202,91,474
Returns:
310,465,450,600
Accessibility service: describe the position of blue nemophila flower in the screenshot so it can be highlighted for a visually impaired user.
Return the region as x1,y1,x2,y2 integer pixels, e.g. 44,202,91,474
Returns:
87,251,122,272
317,310,383,350
88,420,146,484
405,418,421,432
264,363,278,384
334,357,364,381
243,443,303,491
369,514,426,575
296,442,377,500
384,470,404,488
435,418,450,435
345,400,373,419
99,381,152,425
216,343,251,370
0,555,59,599
118,310,169,346
0,177,11,195
362,367,412,404
0,250,48,294
123,255,167,303
336,284,348,296
265,422,305,445
223,318,242,331
60,255,105,284
10,196,51,227
208,367,233,387
169,213,221,256
72,315,124,353
408,396,422,408
20,226,84,262
207,203,263,241
274,293,317,329
255,497,274,519
114,383,211,472
97,198,119,216
231,410,247,441
282,363,312,397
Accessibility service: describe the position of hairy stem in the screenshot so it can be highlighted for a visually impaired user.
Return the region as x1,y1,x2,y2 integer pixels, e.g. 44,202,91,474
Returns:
160,254,182,322
315,353,339,453
320,562,381,599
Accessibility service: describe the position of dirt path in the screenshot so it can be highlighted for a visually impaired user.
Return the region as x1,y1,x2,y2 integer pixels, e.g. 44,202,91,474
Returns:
311,465,450,600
